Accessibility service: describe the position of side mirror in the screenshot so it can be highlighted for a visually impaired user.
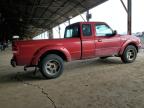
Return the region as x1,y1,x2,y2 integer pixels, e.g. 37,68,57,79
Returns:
106,30,117,36
113,30,117,35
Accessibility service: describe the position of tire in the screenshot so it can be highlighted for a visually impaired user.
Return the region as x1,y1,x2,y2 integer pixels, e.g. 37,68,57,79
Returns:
121,45,137,63
39,54,64,79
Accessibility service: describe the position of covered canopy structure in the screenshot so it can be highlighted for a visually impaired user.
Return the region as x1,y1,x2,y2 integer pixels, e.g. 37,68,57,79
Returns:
0,0,132,41
0,0,108,40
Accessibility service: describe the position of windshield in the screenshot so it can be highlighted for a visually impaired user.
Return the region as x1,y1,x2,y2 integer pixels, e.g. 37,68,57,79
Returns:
64,24,80,38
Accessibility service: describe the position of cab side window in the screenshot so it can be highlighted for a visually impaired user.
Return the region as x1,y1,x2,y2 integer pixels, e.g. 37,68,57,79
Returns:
82,24,92,36
95,24,113,36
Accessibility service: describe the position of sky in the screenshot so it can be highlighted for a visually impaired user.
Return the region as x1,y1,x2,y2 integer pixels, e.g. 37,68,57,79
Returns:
34,0,144,39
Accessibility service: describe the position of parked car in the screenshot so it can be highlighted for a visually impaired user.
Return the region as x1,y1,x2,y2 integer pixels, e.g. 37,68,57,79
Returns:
11,22,142,79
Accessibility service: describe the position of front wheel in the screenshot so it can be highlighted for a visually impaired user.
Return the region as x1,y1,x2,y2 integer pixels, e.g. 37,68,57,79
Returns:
121,45,137,63
39,54,64,79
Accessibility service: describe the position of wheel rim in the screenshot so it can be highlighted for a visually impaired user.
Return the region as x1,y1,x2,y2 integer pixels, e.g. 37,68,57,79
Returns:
44,60,61,76
127,49,135,61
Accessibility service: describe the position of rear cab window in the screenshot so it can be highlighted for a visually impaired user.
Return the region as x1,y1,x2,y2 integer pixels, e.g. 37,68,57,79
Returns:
64,24,80,38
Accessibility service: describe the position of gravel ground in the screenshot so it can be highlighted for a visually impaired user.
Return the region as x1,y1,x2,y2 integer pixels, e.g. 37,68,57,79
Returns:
0,48,144,108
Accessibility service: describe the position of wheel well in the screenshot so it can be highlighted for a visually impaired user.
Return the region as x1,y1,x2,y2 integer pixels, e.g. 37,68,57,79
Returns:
39,50,67,63
127,43,138,52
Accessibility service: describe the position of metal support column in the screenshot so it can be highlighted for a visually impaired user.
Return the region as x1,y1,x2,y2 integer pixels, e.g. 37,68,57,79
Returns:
128,0,132,35
48,29,53,39
86,10,90,22
68,16,72,25
120,0,132,35
86,10,91,22
58,26,61,38
68,20,70,25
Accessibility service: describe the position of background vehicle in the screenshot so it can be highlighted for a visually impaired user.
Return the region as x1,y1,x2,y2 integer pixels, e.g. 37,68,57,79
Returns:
11,22,141,79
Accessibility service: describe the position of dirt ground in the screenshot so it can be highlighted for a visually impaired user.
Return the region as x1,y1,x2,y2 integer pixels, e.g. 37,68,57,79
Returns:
0,48,144,108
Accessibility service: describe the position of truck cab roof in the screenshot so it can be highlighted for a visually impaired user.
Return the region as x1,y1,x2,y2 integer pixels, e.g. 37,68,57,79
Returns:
69,21,107,25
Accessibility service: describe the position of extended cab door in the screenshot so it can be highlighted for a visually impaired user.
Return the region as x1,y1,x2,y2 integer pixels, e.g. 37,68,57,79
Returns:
81,23,96,59
94,23,121,57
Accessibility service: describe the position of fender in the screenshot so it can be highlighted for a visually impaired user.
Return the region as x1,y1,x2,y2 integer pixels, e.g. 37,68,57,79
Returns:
31,45,72,65
119,39,137,55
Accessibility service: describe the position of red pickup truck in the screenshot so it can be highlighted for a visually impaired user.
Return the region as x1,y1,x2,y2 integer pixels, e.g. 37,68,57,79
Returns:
11,22,141,79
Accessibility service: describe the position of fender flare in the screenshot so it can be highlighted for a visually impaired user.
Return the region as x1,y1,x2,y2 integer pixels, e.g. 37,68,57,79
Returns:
119,40,137,55
31,45,71,65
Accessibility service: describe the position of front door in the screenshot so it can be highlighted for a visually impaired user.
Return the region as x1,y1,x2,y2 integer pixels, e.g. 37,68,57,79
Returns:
95,24,121,57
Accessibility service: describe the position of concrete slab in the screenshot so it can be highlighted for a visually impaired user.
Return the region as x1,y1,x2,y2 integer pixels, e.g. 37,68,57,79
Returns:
0,48,144,108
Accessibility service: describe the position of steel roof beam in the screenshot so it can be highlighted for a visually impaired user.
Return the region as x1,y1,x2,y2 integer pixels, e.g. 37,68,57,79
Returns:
36,0,55,22
40,0,69,27
28,0,37,23
120,0,128,13
0,4,67,8
46,0,87,28
30,0,42,18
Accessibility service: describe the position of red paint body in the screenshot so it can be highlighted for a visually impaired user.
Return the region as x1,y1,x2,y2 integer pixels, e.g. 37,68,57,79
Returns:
11,22,141,67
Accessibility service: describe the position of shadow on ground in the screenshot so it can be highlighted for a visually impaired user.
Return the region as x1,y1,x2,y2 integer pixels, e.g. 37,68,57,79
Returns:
0,71,44,84
66,57,123,70
0,58,123,84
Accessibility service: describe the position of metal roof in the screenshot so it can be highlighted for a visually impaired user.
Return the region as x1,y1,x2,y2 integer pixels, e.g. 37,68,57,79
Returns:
0,0,107,38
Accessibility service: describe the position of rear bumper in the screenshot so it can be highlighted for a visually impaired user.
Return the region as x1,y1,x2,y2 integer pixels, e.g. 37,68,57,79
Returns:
11,58,16,67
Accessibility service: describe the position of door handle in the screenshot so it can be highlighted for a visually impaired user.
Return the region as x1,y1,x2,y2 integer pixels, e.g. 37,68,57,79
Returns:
98,39,102,42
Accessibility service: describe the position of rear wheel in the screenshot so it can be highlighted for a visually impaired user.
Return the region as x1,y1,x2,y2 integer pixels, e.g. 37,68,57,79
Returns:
121,45,137,63
39,54,64,79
